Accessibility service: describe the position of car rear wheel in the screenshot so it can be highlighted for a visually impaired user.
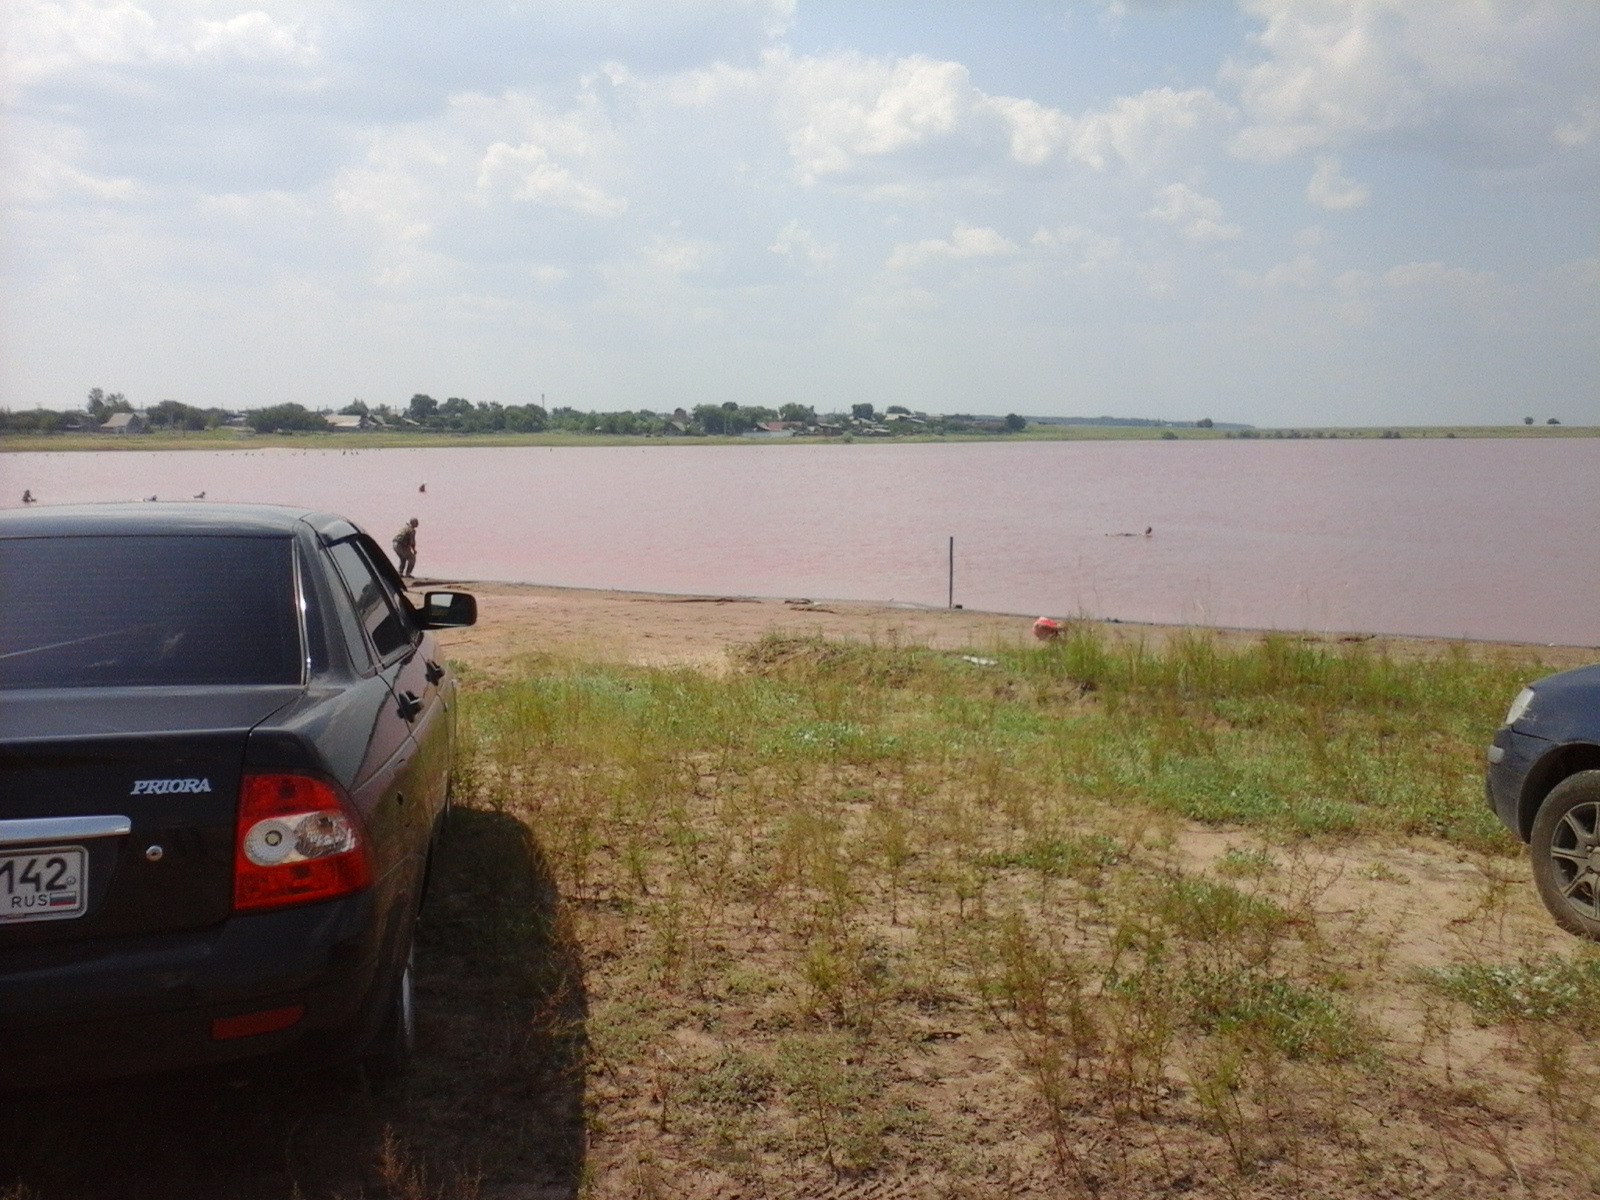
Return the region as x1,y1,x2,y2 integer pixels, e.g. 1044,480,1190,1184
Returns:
363,942,415,1081
1530,771,1600,940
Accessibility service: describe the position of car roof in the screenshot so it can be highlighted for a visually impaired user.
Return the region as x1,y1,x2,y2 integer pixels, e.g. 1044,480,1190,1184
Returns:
0,502,355,538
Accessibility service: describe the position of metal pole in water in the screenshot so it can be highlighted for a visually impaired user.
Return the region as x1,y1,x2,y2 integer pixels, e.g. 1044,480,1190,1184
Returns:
948,536,954,609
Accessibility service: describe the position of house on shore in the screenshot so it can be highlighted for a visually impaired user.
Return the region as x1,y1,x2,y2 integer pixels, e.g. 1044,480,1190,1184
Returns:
99,412,148,434
743,421,797,439
326,413,370,432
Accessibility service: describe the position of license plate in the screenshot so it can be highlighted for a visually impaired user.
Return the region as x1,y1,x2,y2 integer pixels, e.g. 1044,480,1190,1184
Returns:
0,846,88,923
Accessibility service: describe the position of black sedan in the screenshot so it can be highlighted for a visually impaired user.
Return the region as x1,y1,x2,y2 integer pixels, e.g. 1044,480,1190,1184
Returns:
0,503,475,1086
1487,663,1600,938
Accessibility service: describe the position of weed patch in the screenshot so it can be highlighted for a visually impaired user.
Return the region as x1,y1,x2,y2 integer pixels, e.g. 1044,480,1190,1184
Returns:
444,629,1577,1194
1426,954,1600,1031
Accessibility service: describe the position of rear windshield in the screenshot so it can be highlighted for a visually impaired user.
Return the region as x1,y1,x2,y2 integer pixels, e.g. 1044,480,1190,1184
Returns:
0,535,303,689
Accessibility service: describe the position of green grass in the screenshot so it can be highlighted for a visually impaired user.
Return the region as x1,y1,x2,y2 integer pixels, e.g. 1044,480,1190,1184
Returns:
465,628,1540,853
1426,954,1600,1031
442,627,1588,1192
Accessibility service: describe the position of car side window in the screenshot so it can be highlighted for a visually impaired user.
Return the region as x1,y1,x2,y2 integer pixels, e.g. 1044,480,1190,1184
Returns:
328,540,411,662
321,546,373,673
294,541,331,676
353,534,422,633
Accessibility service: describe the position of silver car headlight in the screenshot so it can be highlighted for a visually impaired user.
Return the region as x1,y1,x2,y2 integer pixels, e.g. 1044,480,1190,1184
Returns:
1503,687,1536,727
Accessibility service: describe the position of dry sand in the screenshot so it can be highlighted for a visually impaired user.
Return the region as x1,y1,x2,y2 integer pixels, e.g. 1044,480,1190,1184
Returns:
428,579,1597,677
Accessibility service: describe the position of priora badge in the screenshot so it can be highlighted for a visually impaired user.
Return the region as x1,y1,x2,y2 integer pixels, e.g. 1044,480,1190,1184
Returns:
130,778,214,795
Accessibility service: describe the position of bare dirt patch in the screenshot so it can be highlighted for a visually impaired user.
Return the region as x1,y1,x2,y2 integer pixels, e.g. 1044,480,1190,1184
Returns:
430,580,1594,677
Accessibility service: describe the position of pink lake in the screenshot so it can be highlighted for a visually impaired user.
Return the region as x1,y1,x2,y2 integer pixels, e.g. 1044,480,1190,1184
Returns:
4,438,1597,645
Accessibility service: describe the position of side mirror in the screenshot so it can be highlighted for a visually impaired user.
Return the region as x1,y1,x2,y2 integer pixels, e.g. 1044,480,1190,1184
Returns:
420,590,477,628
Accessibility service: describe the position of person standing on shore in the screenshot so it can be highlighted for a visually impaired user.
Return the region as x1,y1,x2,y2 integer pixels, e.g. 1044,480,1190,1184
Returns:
393,517,419,579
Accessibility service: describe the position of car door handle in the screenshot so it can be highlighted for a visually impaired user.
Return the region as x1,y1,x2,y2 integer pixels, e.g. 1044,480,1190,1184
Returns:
424,660,445,685
396,690,423,722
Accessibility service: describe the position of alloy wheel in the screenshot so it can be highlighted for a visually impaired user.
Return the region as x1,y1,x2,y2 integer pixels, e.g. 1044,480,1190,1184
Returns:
1545,800,1600,922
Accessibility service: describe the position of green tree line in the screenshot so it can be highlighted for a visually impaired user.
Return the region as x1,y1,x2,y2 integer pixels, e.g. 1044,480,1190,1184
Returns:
2,388,1045,438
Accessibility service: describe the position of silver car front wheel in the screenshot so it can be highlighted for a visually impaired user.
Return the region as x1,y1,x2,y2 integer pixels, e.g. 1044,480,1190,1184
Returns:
1531,771,1600,940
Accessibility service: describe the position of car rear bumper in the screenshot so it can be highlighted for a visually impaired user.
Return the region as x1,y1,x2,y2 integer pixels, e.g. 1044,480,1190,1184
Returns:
1486,726,1553,840
0,890,389,1087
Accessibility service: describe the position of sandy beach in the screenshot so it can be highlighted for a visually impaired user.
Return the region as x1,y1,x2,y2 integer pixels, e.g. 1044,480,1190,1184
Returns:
428,578,1598,677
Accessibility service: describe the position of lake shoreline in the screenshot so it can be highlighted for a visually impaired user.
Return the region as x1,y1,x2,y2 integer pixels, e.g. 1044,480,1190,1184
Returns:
5,423,1595,453
429,579,1600,675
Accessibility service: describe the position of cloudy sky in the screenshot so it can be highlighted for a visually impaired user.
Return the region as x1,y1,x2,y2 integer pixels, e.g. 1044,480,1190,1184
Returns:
3,1,1596,425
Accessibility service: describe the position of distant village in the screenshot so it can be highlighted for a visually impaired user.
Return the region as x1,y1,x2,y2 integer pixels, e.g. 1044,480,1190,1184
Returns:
1,388,1237,439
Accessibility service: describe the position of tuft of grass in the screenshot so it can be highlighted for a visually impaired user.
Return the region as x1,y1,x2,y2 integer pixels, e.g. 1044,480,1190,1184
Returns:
1186,971,1368,1061
1215,845,1278,878
775,1033,893,1174
376,1128,483,1200
1425,955,1600,1032
982,832,1125,881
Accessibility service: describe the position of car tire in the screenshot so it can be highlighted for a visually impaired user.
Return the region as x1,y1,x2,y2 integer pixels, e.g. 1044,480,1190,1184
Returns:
1530,771,1600,940
363,942,416,1081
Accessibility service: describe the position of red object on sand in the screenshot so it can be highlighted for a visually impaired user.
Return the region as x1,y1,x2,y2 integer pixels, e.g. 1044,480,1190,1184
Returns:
1033,617,1061,640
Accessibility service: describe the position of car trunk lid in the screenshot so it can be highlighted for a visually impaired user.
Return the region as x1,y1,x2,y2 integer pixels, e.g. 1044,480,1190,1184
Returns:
0,686,301,946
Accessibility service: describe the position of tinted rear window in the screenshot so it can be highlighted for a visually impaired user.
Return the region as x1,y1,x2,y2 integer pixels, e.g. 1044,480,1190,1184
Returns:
0,535,303,689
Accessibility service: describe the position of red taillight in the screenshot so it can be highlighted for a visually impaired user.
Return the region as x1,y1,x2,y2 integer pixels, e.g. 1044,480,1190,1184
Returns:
211,1004,304,1041
233,774,372,912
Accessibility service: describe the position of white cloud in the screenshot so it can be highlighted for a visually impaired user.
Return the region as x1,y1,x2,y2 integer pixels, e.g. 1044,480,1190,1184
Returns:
1334,268,1374,295
981,95,1072,166
1548,255,1600,290
190,10,308,63
1553,96,1599,147
1332,260,1494,297
887,224,1015,269
769,219,836,268
475,142,626,216
674,49,1230,186
1226,0,1600,165
4,1,315,92
328,89,628,286
642,235,713,274
1146,183,1241,243
1040,86,1232,172
1231,253,1319,290
662,57,759,107
4,136,145,205
778,51,975,183
1305,156,1368,210
1031,224,1123,272
1325,259,1498,326
982,86,1232,171
1383,261,1493,292
195,189,313,222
